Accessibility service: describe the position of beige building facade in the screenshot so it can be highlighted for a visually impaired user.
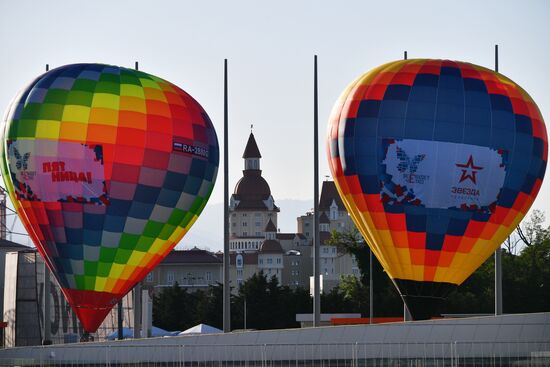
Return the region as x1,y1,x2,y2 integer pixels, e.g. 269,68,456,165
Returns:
145,247,223,291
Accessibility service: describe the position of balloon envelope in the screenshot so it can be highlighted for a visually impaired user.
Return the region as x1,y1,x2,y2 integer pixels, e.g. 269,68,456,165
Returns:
1,64,219,331
327,59,547,319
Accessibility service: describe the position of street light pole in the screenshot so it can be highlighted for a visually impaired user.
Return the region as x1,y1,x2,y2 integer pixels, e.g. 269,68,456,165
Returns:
244,297,247,330
223,59,231,332
494,44,503,316
369,248,373,323
313,55,321,327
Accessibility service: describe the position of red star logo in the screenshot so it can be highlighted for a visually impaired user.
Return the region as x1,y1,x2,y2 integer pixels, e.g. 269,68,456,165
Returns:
456,155,483,184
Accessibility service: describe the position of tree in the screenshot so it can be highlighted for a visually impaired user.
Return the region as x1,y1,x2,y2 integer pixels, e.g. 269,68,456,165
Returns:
237,271,309,329
327,229,369,284
153,282,198,331
194,283,225,330
517,209,546,248
327,229,402,317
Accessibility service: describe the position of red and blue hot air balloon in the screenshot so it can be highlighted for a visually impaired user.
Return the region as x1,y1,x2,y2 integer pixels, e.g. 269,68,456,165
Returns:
328,59,547,319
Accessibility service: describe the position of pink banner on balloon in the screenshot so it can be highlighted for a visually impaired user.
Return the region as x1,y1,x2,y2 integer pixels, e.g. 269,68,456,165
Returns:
7,140,107,204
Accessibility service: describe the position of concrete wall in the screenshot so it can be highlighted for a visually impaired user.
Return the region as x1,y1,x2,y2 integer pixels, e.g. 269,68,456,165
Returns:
0,313,548,364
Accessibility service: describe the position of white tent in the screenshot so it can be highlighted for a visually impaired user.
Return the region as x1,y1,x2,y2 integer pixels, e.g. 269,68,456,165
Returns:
178,323,222,335
105,326,180,340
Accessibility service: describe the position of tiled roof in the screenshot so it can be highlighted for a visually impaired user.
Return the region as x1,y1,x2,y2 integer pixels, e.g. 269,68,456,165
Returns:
229,252,258,265
0,239,32,249
265,219,277,232
276,233,296,240
162,248,222,264
259,239,284,253
319,181,345,210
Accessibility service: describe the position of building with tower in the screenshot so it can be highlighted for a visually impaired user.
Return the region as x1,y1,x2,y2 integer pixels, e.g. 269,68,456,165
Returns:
227,131,358,292
229,132,280,252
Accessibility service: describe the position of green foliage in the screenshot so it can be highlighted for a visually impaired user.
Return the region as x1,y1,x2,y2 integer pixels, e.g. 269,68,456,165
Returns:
327,228,403,317
235,271,311,329
153,273,312,332
152,282,198,331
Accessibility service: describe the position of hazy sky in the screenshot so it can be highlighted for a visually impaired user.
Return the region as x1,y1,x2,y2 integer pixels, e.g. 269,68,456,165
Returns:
1,0,549,248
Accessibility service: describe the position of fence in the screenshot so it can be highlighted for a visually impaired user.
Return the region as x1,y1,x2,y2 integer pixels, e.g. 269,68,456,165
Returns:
0,341,549,367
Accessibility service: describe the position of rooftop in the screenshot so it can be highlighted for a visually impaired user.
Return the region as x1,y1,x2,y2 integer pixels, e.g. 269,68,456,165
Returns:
0,239,32,250
161,247,222,264
259,239,284,253
319,181,345,211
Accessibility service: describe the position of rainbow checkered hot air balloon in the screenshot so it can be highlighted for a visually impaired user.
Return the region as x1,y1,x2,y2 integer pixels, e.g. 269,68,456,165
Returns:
1,64,219,332
327,59,547,319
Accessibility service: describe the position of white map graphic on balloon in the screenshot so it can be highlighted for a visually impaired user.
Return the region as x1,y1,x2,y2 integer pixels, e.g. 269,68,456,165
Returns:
380,139,507,212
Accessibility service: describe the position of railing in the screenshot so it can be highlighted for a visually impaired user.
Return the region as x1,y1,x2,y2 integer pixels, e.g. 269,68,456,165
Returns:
0,341,549,366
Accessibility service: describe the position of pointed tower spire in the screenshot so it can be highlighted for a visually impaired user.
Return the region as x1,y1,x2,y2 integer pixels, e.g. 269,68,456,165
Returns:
243,132,261,170
265,218,277,240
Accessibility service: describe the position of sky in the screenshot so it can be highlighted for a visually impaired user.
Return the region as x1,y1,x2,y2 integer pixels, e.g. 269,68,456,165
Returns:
1,0,549,250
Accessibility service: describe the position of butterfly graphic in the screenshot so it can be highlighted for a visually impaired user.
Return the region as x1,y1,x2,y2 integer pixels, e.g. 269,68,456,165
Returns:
14,147,31,171
396,146,425,173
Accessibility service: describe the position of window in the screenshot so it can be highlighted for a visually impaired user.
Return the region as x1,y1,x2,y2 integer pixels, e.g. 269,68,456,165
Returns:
324,269,328,275
276,258,281,264
243,213,247,217
243,222,247,226
167,271,175,285
332,247,336,254
267,258,273,264
236,255,243,268
323,247,329,254
237,269,243,277
146,272,154,282
256,232,261,236
243,231,247,236
259,259,264,265
255,222,261,226
255,213,261,217
205,272,212,281
306,232,309,237
305,223,310,227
